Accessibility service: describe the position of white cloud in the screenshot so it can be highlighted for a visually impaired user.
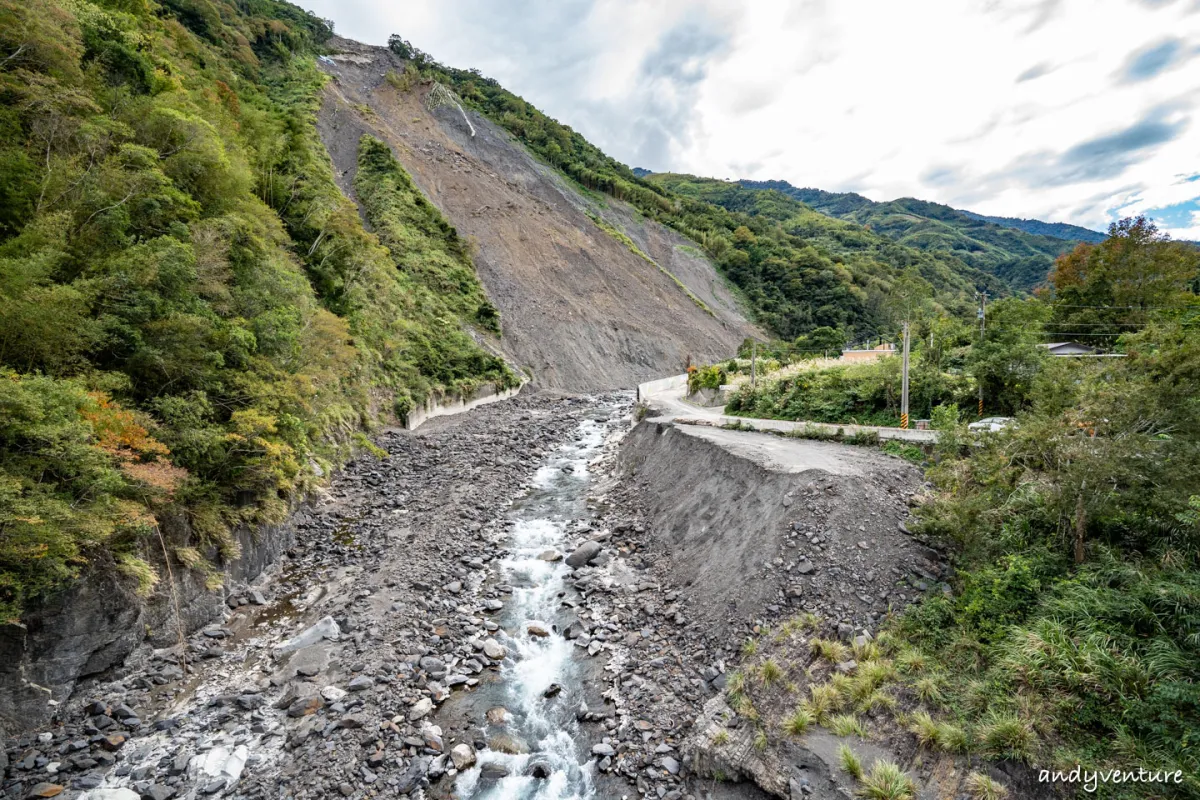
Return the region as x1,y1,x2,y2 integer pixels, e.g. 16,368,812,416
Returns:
302,0,1200,237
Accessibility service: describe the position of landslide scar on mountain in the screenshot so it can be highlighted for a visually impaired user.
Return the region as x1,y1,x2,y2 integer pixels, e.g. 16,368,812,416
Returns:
315,37,758,393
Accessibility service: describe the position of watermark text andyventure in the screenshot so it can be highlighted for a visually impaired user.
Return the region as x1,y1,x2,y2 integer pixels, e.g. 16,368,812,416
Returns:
1039,766,1185,793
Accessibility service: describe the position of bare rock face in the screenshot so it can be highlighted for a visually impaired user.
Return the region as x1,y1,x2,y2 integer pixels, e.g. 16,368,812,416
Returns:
1,519,295,731
683,696,792,798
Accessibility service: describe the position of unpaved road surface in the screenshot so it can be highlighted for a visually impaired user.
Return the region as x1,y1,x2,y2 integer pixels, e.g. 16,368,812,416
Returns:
669,425,870,476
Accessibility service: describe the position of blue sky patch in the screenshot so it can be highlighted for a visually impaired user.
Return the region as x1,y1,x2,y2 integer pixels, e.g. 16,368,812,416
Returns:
1144,198,1200,228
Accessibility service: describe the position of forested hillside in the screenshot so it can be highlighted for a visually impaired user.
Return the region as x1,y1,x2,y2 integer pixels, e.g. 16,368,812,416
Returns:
647,174,1007,321
743,179,1090,290
386,38,1003,341
0,0,515,620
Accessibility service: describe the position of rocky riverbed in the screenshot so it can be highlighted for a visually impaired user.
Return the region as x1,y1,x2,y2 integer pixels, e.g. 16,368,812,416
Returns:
3,393,954,800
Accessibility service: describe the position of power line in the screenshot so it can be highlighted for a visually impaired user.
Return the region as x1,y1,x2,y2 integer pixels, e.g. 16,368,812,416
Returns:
985,330,1125,337
1049,303,1195,310
1037,321,1149,327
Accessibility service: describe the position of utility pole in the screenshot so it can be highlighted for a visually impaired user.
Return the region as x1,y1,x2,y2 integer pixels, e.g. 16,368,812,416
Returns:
976,291,988,418
900,321,911,429
751,339,757,389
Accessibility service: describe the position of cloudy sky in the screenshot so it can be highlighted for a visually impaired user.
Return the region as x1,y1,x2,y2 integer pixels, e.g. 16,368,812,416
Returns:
304,0,1200,238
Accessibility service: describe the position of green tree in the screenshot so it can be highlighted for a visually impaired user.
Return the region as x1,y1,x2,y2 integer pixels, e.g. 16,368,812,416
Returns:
1048,215,1200,339
966,297,1050,414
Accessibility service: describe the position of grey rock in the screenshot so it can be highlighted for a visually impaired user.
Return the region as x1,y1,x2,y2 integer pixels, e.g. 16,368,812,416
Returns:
275,616,340,654
482,638,506,660
408,697,434,721
450,743,476,770
395,756,431,794
565,541,602,568
286,695,323,717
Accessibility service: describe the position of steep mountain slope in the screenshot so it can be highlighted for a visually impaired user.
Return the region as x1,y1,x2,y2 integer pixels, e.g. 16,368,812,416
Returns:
315,38,757,392
0,0,541,624
742,179,1089,290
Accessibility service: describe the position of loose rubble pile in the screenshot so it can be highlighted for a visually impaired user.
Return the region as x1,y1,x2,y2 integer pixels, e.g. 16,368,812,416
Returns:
3,394,951,800
2,393,620,800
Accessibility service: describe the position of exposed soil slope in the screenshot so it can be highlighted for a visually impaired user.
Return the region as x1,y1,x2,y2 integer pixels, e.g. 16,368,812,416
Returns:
616,420,930,643
315,37,758,392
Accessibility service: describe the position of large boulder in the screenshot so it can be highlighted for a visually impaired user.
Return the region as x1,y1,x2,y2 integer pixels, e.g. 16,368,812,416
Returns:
565,541,602,568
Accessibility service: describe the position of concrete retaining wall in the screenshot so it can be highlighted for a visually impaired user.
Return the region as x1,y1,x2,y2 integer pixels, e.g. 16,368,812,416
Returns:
404,383,523,430
686,387,726,408
636,373,687,402
702,415,938,444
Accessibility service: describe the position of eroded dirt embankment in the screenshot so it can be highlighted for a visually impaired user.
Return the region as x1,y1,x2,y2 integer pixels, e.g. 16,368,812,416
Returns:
314,37,758,393
615,420,929,643
602,420,1052,800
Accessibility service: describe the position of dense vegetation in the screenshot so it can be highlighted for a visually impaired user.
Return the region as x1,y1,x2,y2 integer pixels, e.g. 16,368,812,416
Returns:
386,38,1002,342
744,179,1092,290
723,221,1200,796
899,318,1200,797
0,0,513,620
725,357,973,427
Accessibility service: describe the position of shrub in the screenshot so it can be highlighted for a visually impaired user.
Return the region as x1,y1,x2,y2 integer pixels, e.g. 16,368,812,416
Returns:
979,712,1036,761
964,772,1008,800
859,760,916,800
759,658,784,685
783,706,814,736
908,711,939,748
830,713,868,738
804,682,844,723
811,637,850,663
688,364,726,394
913,676,943,704
838,744,863,780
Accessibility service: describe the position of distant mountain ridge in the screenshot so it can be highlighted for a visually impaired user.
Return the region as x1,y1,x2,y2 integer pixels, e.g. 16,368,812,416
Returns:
740,179,1096,290
957,211,1106,244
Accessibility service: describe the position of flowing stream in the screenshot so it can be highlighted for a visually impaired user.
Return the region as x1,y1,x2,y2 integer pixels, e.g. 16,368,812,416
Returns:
453,407,621,800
